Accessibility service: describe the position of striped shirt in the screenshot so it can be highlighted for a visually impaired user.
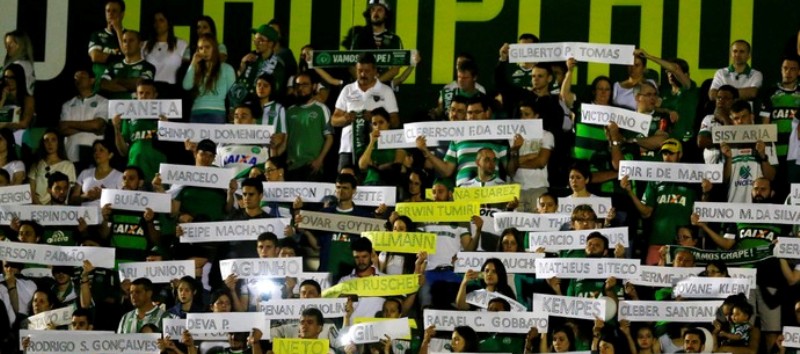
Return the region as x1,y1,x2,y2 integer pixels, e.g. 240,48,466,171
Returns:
117,305,174,333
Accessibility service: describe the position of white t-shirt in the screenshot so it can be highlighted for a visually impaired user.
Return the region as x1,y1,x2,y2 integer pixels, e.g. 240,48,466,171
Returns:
3,160,25,181
142,39,190,84
334,80,399,154
420,223,470,270
698,114,723,164
512,130,555,189
76,167,123,206
215,144,269,178
60,94,109,162
727,146,778,203
28,160,76,205
612,79,658,111
710,66,763,90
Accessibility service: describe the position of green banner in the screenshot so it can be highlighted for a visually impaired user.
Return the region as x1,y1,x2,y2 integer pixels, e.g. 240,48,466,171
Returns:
665,245,774,266
312,50,414,67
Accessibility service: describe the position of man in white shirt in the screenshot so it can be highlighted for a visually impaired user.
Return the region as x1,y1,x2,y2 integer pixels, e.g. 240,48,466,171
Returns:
709,40,763,101
59,70,109,168
331,53,399,171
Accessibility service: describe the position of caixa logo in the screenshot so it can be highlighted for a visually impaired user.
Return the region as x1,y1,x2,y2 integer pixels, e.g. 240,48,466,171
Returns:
0,0,68,81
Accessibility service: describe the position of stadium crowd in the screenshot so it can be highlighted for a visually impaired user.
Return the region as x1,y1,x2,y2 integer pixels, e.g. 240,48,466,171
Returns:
2,0,800,353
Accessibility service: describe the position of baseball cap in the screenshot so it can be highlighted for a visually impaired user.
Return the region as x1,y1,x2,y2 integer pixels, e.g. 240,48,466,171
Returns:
197,139,217,154
660,138,682,154
369,0,390,11
251,24,279,41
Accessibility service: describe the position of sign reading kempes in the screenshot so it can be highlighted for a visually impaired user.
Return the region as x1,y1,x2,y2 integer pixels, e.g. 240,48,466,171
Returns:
528,227,629,252
100,189,171,213
109,99,182,119
158,121,274,144
403,120,542,142
618,161,723,183
533,294,606,321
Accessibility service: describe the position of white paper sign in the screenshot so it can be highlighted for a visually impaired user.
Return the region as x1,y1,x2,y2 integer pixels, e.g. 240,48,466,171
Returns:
220,257,303,280
159,163,235,190
24,331,161,354
557,197,612,218
352,186,397,207
528,227,629,252
509,42,635,65
423,310,547,334
580,103,652,135
775,237,800,259
465,289,527,312
179,218,289,243
0,184,32,205
629,266,701,287
694,202,800,224
728,268,758,289
403,120,543,142
297,272,332,293
618,300,724,322
298,211,385,234
454,252,543,274
792,184,800,204
340,318,411,345
21,268,53,279
493,212,571,231
263,182,335,203
712,124,778,143
161,318,229,341
186,312,269,334
672,276,751,299
118,260,194,283
535,258,641,279
618,161,724,183
533,293,606,320
0,242,115,268
26,306,73,330
377,129,437,150
782,326,800,349
158,121,274,144
109,99,182,119
100,189,171,213
0,205,100,226
260,298,348,320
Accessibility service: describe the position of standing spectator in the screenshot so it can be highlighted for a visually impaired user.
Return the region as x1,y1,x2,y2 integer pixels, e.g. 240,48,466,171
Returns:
332,53,399,171
254,73,286,156
358,107,406,186
112,79,167,181
0,128,24,185
3,30,35,96
612,54,656,110
759,56,800,189
230,25,285,108
698,85,738,164
88,0,126,92
194,15,227,63
100,30,156,100
347,0,403,82
267,19,297,80
433,60,484,120
496,34,539,91
28,129,75,205
285,73,333,181
709,40,763,101
142,10,189,97
59,69,109,166
183,33,235,124
215,100,269,178
722,100,777,202
512,99,553,211
0,63,35,132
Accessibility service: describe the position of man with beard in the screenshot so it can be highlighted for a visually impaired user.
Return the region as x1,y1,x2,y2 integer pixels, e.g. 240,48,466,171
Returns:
692,177,786,352
284,72,333,181
346,0,403,82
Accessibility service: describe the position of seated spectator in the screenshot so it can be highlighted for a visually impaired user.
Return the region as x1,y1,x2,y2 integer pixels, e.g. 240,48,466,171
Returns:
72,139,123,206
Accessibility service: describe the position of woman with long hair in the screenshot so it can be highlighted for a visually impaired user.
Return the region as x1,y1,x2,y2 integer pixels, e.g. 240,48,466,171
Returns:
420,325,480,354
358,107,407,186
0,128,24,184
182,33,235,124
3,30,35,96
455,258,516,310
72,140,123,206
194,16,227,63
28,129,75,204
142,10,189,93
0,63,35,131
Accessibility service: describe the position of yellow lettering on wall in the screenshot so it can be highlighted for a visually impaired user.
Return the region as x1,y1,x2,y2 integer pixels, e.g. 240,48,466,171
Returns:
122,0,141,31
433,0,505,84
289,2,312,59
587,0,663,83
395,0,420,84
339,0,358,50
203,0,275,50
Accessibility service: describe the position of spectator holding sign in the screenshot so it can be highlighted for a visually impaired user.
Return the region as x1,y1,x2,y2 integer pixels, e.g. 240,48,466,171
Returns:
455,258,516,310
358,107,407,186
112,79,167,181
698,85,739,165
721,99,777,202
496,33,539,91
420,324,479,354
214,99,270,179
